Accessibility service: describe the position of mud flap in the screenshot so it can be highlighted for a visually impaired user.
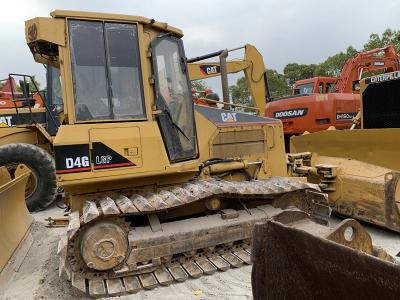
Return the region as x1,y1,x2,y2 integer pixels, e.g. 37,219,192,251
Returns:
0,167,33,291
251,220,400,300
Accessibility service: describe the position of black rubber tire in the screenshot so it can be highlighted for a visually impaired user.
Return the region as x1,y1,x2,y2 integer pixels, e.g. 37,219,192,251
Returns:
0,143,57,212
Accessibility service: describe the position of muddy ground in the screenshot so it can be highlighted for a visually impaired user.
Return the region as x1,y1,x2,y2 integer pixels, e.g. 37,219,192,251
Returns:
1,205,399,300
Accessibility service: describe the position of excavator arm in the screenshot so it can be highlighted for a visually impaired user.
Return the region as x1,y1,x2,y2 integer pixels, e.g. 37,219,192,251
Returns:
188,44,269,116
333,44,399,93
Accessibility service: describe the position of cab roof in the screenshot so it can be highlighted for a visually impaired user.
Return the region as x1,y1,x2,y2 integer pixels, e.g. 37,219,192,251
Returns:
50,10,183,37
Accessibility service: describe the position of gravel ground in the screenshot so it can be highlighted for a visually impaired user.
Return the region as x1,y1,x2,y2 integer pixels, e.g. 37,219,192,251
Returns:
1,205,399,300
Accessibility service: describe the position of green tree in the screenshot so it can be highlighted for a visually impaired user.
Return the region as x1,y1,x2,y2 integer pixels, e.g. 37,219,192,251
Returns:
283,63,317,86
265,69,291,97
229,70,291,105
314,46,357,77
229,77,251,106
363,29,400,53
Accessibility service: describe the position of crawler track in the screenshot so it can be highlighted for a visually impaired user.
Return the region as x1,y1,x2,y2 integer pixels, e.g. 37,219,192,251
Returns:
58,177,330,298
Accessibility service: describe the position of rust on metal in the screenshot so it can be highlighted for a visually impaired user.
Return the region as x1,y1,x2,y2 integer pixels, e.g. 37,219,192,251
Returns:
251,220,400,300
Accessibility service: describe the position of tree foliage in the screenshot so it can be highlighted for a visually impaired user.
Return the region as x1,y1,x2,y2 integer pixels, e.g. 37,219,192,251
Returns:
266,69,291,97
283,63,317,86
229,77,251,106
363,28,400,53
314,46,357,77
217,28,400,100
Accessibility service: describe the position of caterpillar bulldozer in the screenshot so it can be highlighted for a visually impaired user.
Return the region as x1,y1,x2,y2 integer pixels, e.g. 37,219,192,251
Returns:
289,70,400,232
18,10,400,298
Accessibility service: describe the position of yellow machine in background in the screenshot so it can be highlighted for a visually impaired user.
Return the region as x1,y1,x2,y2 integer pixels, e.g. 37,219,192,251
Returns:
187,44,268,115
290,70,400,232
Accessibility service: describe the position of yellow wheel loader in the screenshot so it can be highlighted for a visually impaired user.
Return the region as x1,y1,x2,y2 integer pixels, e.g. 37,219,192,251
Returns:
0,72,60,211
22,10,399,298
290,70,400,232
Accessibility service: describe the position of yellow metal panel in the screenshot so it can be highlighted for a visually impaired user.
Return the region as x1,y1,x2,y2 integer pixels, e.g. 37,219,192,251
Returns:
0,128,39,145
50,10,183,37
89,126,143,170
290,128,400,171
0,170,33,273
25,17,65,46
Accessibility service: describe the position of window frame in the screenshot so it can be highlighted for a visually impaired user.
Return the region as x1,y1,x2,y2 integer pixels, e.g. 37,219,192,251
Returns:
68,19,147,123
151,35,198,162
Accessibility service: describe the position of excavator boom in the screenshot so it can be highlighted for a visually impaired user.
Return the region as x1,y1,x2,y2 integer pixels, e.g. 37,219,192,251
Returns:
188,44,268,116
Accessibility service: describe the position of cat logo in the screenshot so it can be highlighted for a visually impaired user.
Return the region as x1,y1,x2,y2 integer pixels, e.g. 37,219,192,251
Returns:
221,112,237,122
200,65,221,76
0,116,13,127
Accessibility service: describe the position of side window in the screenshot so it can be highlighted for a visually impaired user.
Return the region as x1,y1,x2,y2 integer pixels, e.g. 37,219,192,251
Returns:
69,20,145,122
152,37,197,162
326,82,334,93
318,82,324,93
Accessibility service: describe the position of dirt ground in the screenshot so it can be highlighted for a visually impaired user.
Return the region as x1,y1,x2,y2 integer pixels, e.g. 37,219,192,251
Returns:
1,205,399,300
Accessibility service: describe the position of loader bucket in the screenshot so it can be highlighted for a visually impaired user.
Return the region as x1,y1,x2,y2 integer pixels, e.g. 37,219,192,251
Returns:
251,220,400,300
0,167,33,289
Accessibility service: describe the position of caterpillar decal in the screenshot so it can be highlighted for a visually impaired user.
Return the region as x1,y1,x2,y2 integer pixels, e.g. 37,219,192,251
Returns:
199,65,221,76
54,143,135,174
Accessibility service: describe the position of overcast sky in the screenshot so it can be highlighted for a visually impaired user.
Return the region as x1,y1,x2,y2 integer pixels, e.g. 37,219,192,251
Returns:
2,0,400,87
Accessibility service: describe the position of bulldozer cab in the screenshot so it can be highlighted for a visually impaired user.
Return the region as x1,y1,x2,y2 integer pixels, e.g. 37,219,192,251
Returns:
360,70,400,129
26,11,197,162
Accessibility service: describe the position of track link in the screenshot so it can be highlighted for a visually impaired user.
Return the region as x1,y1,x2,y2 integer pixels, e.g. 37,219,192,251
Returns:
58,176,330,298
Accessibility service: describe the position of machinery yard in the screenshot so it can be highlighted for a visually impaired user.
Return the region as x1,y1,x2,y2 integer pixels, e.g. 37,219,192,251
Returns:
1,3,400,300
1,206,399,300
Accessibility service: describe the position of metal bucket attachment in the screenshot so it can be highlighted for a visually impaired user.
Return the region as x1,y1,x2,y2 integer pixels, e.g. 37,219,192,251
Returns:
0,166,33,291
251,219,400,300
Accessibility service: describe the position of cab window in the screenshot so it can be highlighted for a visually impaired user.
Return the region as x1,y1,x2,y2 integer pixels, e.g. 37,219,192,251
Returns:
69,20,145,121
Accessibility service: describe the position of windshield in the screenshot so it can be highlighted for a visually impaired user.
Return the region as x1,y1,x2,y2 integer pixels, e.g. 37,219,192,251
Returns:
152,36,197,162
294,83,314,95
69,20,145,121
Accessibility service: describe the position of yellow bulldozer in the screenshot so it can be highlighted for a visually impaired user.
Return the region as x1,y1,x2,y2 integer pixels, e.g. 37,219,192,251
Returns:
289,70,400,232
23,10,329,296
13,10,397,298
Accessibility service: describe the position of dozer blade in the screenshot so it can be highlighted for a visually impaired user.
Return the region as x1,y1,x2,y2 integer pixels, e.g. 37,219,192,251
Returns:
0,167,33,291
251,219,400,300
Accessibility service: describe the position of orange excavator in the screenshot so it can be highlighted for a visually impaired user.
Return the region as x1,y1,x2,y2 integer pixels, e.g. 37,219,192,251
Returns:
0,76,44,109
266,45,400,146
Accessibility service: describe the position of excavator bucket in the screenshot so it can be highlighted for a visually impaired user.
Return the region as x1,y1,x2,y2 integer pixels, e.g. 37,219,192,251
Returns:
251,219,400,300
0,166,33,290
